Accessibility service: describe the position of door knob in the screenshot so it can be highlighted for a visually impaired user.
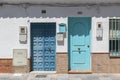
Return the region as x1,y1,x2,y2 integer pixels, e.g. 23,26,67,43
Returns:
87,45,90,48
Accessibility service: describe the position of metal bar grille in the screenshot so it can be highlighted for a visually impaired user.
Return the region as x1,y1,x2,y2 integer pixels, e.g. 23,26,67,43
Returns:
109,19,120,57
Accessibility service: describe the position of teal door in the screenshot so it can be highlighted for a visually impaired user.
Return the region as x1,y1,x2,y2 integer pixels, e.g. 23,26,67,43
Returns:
31,23,56,71
68,17,91,71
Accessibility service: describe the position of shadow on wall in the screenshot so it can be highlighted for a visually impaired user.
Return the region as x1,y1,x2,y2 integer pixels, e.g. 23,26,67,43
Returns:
0,5,120,18
57,40,64,45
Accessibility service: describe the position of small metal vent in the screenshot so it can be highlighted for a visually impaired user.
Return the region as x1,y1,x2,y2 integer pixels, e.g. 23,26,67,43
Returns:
77,11,83,14
41,10,46,14
35,75,47,78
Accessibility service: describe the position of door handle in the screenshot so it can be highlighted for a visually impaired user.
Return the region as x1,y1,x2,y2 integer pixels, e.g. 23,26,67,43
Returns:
48,47,51,52
78,48,80,51
78,48,80,53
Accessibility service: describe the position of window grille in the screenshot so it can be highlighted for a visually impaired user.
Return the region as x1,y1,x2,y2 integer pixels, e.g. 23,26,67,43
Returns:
109,19,120,57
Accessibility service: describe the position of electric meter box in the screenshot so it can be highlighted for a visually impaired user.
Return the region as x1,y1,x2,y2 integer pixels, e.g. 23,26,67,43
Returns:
13,49,27,66
19,26,27,43
57,33,64,41
96,22,103,41
59,23,66,33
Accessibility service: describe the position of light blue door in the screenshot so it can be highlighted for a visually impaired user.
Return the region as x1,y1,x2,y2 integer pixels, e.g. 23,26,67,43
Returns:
31,23,56,71
68,17,91,70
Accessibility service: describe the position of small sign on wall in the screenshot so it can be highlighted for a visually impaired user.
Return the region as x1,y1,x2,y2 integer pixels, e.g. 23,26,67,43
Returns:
13,49,27,66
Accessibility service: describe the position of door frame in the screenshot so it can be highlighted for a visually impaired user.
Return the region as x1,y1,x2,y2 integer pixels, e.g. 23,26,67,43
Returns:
30,22,57,73
68,17,92,73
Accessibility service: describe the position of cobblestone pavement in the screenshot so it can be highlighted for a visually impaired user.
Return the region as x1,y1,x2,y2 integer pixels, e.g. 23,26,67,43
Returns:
0,73,120,80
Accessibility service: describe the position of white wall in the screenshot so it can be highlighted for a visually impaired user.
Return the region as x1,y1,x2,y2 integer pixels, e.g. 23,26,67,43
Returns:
0,18,29,58
0,5,120,58
91,17,109,53
0,17,67,58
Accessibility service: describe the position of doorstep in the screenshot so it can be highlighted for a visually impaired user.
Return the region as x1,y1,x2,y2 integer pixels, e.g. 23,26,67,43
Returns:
30,71,56,74
68,70,92,74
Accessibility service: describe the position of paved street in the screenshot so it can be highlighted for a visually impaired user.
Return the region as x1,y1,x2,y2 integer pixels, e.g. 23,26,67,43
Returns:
0,73,120,80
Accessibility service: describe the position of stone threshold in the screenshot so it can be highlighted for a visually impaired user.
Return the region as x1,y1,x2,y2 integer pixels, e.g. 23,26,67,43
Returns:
68,70,92,74
30,71,56,74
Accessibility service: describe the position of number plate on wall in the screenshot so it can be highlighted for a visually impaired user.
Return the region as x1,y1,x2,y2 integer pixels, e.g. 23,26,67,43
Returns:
13,49,27,66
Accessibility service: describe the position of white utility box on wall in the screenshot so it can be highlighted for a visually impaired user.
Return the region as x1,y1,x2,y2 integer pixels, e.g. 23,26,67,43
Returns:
13,49,27,66
19,26,27,43
57,33,64,41
96,22,103,41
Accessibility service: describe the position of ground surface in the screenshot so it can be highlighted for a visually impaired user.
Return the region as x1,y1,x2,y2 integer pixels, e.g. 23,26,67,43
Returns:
0,73,120,80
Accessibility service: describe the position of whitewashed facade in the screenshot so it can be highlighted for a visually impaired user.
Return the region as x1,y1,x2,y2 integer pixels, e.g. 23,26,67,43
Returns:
0,6,119,58
0,1,120,73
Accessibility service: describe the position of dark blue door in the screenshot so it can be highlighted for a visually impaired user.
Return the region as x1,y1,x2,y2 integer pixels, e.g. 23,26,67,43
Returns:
31,23,56,71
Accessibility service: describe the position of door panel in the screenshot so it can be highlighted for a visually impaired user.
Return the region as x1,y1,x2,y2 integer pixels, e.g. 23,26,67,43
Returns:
68,17,91,71
72,51,85,63
31,23,56,71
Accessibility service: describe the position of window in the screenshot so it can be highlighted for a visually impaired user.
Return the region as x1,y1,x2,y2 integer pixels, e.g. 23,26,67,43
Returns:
109,19,120,57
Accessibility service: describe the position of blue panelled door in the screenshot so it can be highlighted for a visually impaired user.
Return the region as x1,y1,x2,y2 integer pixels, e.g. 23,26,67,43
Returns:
68,17,91,71
31,23,56,71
